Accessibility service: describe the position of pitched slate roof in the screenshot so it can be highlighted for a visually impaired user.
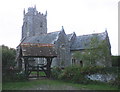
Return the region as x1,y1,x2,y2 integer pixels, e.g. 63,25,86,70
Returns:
22,31,60,44
67,32,76,41
70,31,107,50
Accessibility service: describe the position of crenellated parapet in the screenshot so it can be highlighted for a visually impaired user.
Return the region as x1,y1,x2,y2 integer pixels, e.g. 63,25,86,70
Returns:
22,6,47,40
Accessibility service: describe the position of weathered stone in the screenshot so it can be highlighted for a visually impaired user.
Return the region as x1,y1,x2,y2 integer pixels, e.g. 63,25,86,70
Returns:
86,73,117,82
16,6,112,69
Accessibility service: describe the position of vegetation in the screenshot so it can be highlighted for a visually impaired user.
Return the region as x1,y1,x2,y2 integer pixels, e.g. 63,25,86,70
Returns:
73,36,111,66
31,71,46,76
111,55,120,67
2,79,118,90
51,66,120,89
3,65,119,90
51,67,63,79
110,56,120,88
2,45,119,90
2,45,17,82
2,45,16,70
2,45,27,82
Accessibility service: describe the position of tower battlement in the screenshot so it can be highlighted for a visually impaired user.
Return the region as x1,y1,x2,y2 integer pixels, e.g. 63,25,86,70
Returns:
22,6,47,40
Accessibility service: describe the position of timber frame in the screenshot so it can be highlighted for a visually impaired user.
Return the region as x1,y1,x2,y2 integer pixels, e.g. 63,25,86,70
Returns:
17,43,57,78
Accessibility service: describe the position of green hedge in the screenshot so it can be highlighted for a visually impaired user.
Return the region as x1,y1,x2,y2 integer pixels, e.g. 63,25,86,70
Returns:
111,56,120,67
51,65,120,86
52,66,105,84
51,67,62,80
3,69,27,82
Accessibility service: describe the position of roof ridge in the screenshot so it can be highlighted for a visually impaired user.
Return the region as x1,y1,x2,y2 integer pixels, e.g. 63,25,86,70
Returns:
77,31,106,37
47,31,60,34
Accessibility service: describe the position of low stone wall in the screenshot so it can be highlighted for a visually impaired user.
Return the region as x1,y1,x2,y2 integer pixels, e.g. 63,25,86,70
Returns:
86,73,117,82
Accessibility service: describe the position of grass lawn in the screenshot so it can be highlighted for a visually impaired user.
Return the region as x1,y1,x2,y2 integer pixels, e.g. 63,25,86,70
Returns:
30,71,46,77
2,79,119,90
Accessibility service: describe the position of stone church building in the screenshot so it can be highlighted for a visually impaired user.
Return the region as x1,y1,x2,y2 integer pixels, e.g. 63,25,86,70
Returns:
17,6,112,68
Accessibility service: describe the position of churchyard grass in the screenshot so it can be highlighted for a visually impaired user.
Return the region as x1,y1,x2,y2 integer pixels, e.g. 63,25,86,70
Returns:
30,71,46,76
2,79,118,90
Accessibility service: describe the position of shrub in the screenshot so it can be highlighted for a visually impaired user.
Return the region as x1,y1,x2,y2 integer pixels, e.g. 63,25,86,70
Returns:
15,71,27,81
51,65,119,85
3,69,27,82
111,56,120,67
58,65,93,84
51,67,62,79
2,45,17,82
109,74,120,89
108,67,120,88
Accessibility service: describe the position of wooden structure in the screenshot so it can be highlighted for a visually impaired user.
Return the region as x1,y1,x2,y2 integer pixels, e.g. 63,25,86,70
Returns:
18,43,57,78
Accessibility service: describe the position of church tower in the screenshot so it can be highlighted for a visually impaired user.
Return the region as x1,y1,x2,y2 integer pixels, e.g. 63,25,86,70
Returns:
21,6,47,39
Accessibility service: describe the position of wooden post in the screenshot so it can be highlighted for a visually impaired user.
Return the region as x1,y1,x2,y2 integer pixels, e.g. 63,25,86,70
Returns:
18,58,22,70
46,57,52,78
37,65,39,78
24,57,29,78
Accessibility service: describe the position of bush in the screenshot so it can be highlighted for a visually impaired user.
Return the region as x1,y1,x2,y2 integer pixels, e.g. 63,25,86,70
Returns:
108,67,120,88
109,74,120,89
15,71,27,81
51,67,62,79
58,65,99,84
111,56,120,67
2,45,17,82
3,69,27,82
51,65,120,85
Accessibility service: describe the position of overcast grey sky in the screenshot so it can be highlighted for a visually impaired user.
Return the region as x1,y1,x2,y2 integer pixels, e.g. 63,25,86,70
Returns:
0,0,119,55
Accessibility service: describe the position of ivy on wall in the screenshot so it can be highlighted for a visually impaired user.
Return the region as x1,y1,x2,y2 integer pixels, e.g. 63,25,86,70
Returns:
72,36,111,67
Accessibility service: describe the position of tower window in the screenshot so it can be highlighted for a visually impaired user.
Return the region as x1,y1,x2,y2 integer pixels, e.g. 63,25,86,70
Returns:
40,22,43,27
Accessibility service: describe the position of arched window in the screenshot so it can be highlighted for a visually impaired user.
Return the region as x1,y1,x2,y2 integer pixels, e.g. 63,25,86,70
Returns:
80,60,83,67
72,58,76,65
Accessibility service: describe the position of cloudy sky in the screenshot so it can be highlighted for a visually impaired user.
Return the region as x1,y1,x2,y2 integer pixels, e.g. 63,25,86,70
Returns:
0,0,119,55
